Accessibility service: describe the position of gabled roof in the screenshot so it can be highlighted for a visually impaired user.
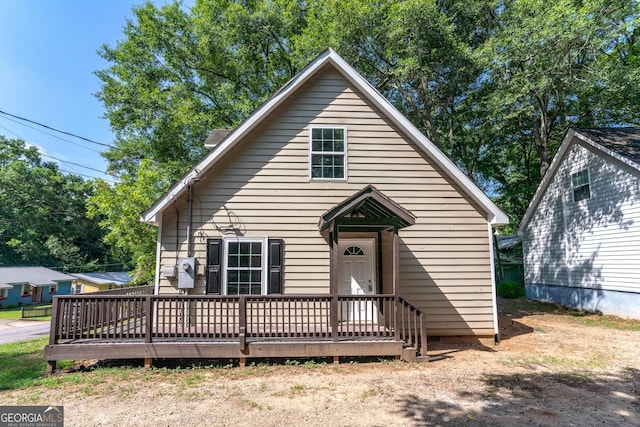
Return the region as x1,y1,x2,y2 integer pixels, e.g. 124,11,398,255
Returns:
518,127,640,234
574,128,640,166
319,185,416,232
141,49,508,226
69,272,132,286
0,266,74,288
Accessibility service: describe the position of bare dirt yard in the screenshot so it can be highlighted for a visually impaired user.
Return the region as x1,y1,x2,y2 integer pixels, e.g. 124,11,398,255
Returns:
1,298,639,426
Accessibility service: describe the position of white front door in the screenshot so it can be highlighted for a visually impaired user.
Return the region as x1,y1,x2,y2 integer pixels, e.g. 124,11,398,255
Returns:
338,239,377,322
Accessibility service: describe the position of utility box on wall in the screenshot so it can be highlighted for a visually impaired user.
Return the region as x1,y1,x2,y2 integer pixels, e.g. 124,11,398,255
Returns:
177,257,196,289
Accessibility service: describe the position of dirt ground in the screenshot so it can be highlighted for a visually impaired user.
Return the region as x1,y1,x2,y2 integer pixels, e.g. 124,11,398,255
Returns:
1,298,639,426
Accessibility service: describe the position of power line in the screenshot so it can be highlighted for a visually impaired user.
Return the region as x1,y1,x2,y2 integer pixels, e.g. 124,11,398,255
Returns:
0,120,117,181
39,152,114,176
59,168,116,183
0,108,124,151
0,119,103,154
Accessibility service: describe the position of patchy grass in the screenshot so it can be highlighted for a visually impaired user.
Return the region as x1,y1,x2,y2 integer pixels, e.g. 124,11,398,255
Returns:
0,337,49,390
499,353,611,371
499,297,640,331
0,307,23,320
565,313,640,331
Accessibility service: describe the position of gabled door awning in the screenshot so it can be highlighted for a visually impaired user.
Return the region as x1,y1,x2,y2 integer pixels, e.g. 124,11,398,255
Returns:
318,185,416,232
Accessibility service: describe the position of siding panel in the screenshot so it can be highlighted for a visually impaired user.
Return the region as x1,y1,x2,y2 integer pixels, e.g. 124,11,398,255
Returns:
523,141,640,294
157,64,495,336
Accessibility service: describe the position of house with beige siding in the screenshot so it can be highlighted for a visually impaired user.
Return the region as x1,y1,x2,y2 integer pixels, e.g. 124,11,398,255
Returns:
44,49,507,369
519,128,640,319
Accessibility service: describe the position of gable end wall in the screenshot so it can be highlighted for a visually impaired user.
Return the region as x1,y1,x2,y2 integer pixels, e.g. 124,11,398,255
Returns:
157,64,496,336
523,140,640,317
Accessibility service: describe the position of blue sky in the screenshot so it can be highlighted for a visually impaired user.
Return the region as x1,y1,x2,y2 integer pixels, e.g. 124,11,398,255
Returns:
0,1,170,182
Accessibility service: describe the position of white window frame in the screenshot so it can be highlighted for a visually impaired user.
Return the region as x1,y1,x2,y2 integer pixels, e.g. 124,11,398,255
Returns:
49,283,57,294
222,237,268,296
72,284,83,294
0,289,7,299
571,168,591,202
309,126,348,181
21,284,30,296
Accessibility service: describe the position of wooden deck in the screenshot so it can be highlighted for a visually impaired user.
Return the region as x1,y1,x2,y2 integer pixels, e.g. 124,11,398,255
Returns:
45,291,427,371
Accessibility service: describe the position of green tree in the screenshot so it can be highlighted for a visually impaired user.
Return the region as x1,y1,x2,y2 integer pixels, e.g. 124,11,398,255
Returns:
94,0,309,276
88,159,172,283
480,0,640,225
0,137,117,270
94,0,640,278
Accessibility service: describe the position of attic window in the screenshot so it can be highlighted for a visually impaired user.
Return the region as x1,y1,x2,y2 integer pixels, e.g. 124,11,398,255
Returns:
310,127,347,180
571,169,591,202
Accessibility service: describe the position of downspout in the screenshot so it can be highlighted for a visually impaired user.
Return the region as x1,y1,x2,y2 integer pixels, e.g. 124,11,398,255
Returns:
186,184,193,257
173,206,180,264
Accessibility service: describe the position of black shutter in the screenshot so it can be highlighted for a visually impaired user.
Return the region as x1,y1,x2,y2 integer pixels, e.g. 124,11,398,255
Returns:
206,238,222,294
267,238,284,294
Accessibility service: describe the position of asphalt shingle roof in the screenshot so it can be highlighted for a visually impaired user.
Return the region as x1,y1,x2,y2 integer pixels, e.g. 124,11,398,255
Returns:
575,128,640,165
0,267,74,287
69,272,132,286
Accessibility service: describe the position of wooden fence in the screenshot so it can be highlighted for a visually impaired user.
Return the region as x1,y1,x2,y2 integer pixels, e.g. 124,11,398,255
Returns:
22,306,52,318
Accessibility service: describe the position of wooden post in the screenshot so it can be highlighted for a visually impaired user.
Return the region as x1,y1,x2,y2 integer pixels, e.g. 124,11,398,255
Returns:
48,296,60,346
333,355,340,364
145,295,153,343
330,226,339,343
46,361,56,374
144,358,153,369
393,231,400,341
239,296,247,352
419,312,427,357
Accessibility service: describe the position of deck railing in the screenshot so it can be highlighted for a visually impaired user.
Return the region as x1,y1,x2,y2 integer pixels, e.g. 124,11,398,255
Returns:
49,294,426,354
92,285,155,295
398,297,428,356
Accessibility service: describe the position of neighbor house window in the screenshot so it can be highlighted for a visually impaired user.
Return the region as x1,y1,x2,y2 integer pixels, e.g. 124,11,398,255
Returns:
72,284,83,294
224,238,268,295
49,284,57,294
0,289,6,299
571,169,590,202
21,284,30,296
310,127,347,180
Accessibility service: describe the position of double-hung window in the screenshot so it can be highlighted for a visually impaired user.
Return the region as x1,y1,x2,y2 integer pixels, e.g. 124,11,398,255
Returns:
310,127,347,180
49,284,57,294
224,238,267,295
206,237,283,295
0,289,6,299
571,169,591,202
21,284,30,296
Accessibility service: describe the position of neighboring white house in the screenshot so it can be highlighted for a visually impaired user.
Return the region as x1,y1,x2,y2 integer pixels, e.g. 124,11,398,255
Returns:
519,128,640,318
